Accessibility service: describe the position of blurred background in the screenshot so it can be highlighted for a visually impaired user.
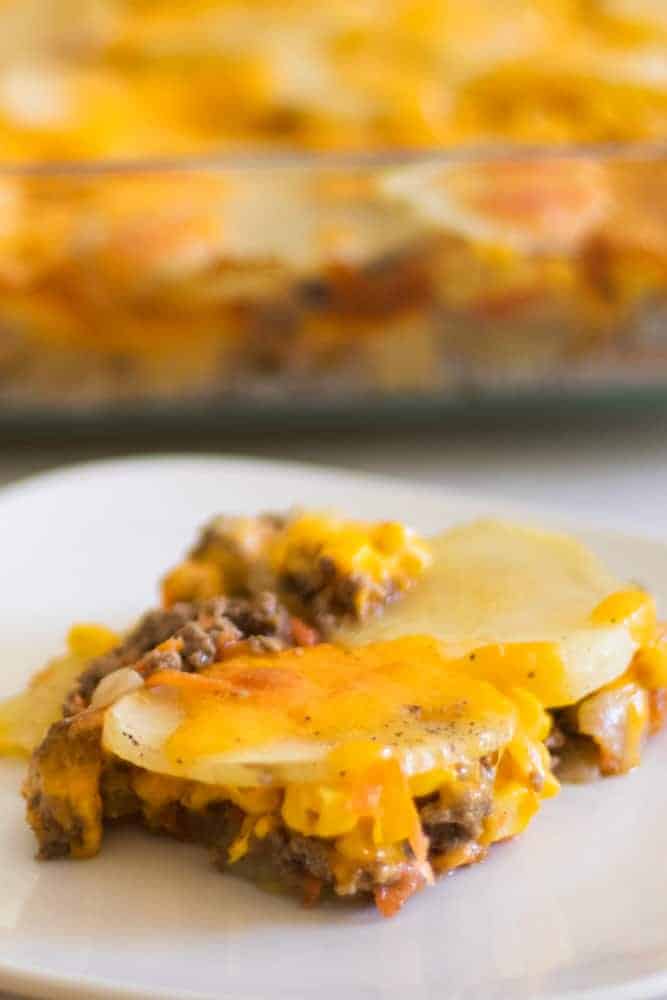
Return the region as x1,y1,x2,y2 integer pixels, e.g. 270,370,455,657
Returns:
0,0,666,532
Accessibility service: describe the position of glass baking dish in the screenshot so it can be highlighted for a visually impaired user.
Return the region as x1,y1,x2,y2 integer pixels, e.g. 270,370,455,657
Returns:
2,0,667,427
1,141,666,427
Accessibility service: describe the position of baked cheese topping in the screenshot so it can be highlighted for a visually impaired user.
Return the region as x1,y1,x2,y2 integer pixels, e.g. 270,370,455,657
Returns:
0,0,665,160
104,635,559,869
105,636,517,781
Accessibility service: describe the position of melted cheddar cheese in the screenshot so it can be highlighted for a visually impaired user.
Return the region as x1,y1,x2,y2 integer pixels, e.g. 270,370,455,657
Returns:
0,1,664,160
268,513,432,620
105,636,559,885
163,511,431,624
146,637,514,764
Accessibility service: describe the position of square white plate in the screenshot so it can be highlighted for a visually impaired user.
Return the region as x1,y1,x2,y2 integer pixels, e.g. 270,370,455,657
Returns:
1,455,667,1000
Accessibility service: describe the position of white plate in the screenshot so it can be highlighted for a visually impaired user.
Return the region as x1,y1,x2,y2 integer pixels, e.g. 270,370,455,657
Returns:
2,455,667,1000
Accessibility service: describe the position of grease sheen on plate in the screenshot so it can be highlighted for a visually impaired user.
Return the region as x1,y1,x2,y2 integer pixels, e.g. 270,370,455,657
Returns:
1,456,667,1000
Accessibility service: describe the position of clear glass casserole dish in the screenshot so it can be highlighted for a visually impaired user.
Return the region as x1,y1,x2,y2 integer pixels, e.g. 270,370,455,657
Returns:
2,143,666,424
0,0,666,425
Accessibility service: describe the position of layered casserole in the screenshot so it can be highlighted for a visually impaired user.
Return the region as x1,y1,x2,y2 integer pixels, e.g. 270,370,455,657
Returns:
2,510,666,916
0,1,665,414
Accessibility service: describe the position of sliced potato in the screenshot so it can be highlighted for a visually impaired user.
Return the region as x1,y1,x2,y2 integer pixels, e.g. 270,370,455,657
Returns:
104,684,515,788
0,623,118,756
338,520,642,707
104,636,517,788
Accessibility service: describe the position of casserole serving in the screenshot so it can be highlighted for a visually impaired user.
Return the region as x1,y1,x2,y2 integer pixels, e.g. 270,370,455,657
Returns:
3,508,666,916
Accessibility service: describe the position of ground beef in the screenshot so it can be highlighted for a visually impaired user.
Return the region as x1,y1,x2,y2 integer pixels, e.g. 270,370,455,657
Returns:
222,592,291,640
63,603,196,715
241,827,429,901
63,592,296,716
24,712,105,859
139,647,184,674
188,510,402,633
139,799,244,850
186,801,244,849
418,768,494,853
219,772,495,898
25,719,247,861
219,827,413,899
100,759,141,821
278,561,366,634
267,829,335,885
27,735,494,904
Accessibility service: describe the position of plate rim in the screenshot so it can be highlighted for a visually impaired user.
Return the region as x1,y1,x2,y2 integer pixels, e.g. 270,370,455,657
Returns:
1,451,663,544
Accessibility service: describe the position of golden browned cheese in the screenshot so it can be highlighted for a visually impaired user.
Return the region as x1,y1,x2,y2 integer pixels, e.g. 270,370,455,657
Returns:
0,1,664,160
106,637,559,868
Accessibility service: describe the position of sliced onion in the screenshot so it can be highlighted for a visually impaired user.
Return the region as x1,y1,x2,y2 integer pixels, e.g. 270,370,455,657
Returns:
91,667,144,710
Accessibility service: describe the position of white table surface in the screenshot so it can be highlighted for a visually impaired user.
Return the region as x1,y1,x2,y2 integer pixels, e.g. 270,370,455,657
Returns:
2,409,667,999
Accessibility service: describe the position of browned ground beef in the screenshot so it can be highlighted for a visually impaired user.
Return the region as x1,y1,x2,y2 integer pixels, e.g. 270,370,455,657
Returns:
139,797,244,851
24,713,105,859
223,778,496,898
63,593,295,716
63,604,196,715
223,826,424,899
418,763,494,852
263,830,335,885
187,511,399,633
277,558,370,635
